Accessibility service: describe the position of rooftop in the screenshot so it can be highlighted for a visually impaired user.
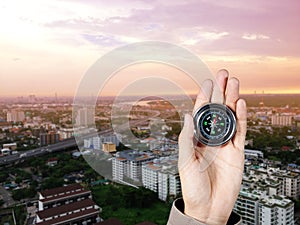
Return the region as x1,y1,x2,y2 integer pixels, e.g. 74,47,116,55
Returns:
259,195,293,208
37,198,96,219
47,157,58,162
40,188,91,203
39,183,85,198
250,166,300,178
144,155,178,175
116,150,154,162
239,187,293,209
37,207,99,225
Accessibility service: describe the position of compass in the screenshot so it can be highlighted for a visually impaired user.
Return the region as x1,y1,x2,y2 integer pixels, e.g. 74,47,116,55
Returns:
193,103,236,146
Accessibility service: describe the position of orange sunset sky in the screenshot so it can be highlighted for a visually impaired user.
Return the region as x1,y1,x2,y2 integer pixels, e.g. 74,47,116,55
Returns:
0,0,300,97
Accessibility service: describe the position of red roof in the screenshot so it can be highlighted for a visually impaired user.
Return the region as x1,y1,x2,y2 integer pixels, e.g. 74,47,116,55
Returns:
282,146,291,151
40,189,91,203
37,208,99,225
40,183,84,198
37,198,96,219
47,157,58,162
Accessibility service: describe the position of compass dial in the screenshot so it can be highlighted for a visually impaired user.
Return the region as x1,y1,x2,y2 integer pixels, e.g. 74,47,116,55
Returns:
193,103,236,146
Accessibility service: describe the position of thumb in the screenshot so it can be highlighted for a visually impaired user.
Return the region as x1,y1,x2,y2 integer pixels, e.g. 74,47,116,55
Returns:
178,114,195,165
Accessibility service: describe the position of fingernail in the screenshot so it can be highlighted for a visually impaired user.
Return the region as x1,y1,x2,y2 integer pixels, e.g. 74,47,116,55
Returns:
184,114,192,128
219,69,229,78
184,114,188,124
184,114,189,127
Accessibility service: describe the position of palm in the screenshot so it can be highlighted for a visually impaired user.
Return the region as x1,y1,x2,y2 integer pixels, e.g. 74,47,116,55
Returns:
178,70,247,224
180,142,244,222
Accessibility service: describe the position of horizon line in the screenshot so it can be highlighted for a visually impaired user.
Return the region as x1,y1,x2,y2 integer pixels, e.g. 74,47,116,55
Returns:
1,92,300,98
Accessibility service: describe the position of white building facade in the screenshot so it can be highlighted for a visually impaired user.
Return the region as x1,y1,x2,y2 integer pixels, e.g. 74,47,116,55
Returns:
234,188,294,225
112,150,154,184
142,156,181,201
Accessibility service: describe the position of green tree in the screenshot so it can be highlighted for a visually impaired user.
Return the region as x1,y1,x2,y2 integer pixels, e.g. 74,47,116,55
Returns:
12,187,36,201
41,177,64,190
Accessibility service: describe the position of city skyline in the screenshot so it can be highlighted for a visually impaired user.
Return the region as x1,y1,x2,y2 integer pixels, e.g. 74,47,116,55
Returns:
1,0,300,97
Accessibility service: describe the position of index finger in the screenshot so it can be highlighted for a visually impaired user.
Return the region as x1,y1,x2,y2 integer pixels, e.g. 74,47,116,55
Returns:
211,69,229,104
193,79,213,114
193,69,229,114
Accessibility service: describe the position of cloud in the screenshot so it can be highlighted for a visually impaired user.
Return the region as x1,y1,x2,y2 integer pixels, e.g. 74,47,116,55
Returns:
81,34,122,46
181,31,229,46
1,0,300,96
200,32,229,40
98,0,300,56
81,33,142,47
242,33,270,40
15,0,297,56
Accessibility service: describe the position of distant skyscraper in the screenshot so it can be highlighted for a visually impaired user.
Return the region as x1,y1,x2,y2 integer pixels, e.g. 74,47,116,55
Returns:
40,132,60,146
6,110,25,122
58,128,74,140
75,107,94,127
29,94,36,104
271,114,294,126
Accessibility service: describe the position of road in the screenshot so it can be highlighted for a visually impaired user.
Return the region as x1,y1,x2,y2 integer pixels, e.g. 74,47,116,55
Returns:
0,109,161,166
0,131,110,166
0,138,79,166
0,186,15,207
0,127,147,166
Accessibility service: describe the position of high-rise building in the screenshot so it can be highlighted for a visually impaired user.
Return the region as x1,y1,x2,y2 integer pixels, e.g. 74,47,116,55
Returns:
93,136,102,150
279,172,300,199
142,156,181,201
294,115,300,130
243,170,283,196
112,150,154,184
84,134,121,150
40,132,60,146
234,188,294,225
6,110,25,122
234,189,260,224
75,107,95,127
36,183,101,225
271,114,294,126
29,94,37,104
58,128,74,140
248,166,300,199
258,196,294,225
102,134,121,147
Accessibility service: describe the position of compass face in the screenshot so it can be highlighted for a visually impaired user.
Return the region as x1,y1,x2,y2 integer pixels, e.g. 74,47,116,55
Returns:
193,103,236,146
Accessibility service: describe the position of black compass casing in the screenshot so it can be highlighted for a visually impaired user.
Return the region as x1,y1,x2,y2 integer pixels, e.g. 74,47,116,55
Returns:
193,103,237,146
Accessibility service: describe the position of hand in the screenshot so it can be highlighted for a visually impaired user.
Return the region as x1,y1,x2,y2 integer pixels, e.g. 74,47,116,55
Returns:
178,70,247,225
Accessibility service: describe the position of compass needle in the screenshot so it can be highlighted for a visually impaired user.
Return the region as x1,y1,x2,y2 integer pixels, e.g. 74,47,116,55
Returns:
193,103,236,146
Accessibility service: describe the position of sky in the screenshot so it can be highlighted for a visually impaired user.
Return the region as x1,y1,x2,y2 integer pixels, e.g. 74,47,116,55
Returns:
0,0,300,97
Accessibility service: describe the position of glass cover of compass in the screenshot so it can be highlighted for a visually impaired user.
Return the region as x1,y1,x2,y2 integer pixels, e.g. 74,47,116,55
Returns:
193,103,236,146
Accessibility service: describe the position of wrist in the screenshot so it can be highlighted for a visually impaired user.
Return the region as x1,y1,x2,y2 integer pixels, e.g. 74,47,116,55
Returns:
184,207,207,223
184,206,229,225
206,216,229,225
